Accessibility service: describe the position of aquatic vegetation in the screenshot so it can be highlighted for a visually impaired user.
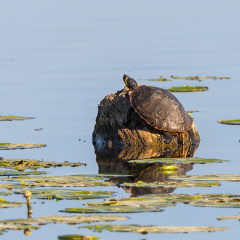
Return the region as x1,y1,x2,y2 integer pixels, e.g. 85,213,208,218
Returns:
148,77,170,81
167,85,208,92
3,174,113,187
14,189,114,200
170,75,230,81
0,115,33,121
0,170,47,176
122,180,220,188
217,215,240,221
0,158,85,170
0,143,46,150
61,205,163,213
218,119,240,125
0,198,23,208
170,174,240,181
0,215,127,225
58,235,99,240
129,157,228,164
61,193,240,214
80,224,226,233
158,165,178,174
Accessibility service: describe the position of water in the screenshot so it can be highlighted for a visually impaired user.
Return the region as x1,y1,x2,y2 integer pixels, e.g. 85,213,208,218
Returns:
0,0,240,239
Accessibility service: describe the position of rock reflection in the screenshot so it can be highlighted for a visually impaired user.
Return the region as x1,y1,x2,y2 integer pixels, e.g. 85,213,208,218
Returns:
93,139,198,197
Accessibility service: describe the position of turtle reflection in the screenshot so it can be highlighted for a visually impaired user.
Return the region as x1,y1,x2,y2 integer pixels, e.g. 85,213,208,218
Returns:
93,141,198,197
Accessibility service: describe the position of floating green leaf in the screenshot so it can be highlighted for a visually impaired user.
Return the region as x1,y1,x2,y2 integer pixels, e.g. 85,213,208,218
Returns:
0,143,46,150
58,235,99,240
0,199,23,208
218,119,240,125
148,77,170,82
217,215,240,221
0,115,33,121
80,224,226,233
14,189,114,200
122,180,220,188
170,174,240,182
0,158,85,170
158,166,178,174
129,157,228,164
0,215,127,225
171,75,230,81
61,205,162,213
0,223,38,231
3,174,113,187
167,85,208,92
0,170,47,176
61,193,240,213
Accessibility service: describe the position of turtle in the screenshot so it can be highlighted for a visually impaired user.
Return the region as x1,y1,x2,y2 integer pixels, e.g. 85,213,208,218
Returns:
123,74,193,135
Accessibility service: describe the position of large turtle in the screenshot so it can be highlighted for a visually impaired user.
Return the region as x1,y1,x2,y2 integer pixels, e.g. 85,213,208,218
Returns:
123,74,193,133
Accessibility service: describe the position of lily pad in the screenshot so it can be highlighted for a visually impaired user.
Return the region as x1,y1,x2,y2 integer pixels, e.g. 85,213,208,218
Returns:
0,198,23,208
158,165,178,174
171,75,230,81
122,180,220,188
218,119,240,125
0,170,47,176
0,115,33,121
129,157,228,164
61,205,163,213
58,235,99,240
0,223,38,231
167,85,208,92
149,77,170,82
170,174,240,181
80,224,226,233
0,158,85,170
0,215,127,225
217,215,240,221
14,189,114,200
0,143,46,150
62,193,240,213
3,174,113,187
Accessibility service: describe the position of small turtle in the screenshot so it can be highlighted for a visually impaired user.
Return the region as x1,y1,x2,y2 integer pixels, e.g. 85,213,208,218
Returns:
123,74,193,133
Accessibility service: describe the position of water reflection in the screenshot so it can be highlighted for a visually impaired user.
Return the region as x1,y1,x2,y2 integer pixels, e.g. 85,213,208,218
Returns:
94,139,199,197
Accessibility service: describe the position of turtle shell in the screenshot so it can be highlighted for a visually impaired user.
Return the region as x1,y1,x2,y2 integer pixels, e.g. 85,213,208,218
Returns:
130,85,193,132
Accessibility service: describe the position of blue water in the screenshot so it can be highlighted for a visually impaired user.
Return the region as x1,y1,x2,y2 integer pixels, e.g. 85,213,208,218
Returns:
0,1,240,239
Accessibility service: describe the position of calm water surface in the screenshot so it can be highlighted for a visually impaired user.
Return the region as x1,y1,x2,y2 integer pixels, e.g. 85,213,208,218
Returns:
0,1,240,239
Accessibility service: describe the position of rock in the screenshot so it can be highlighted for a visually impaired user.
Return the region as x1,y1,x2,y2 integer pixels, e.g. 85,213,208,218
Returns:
92,87,200,160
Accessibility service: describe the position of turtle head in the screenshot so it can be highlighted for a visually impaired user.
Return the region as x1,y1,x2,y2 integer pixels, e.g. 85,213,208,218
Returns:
123,74,138,91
